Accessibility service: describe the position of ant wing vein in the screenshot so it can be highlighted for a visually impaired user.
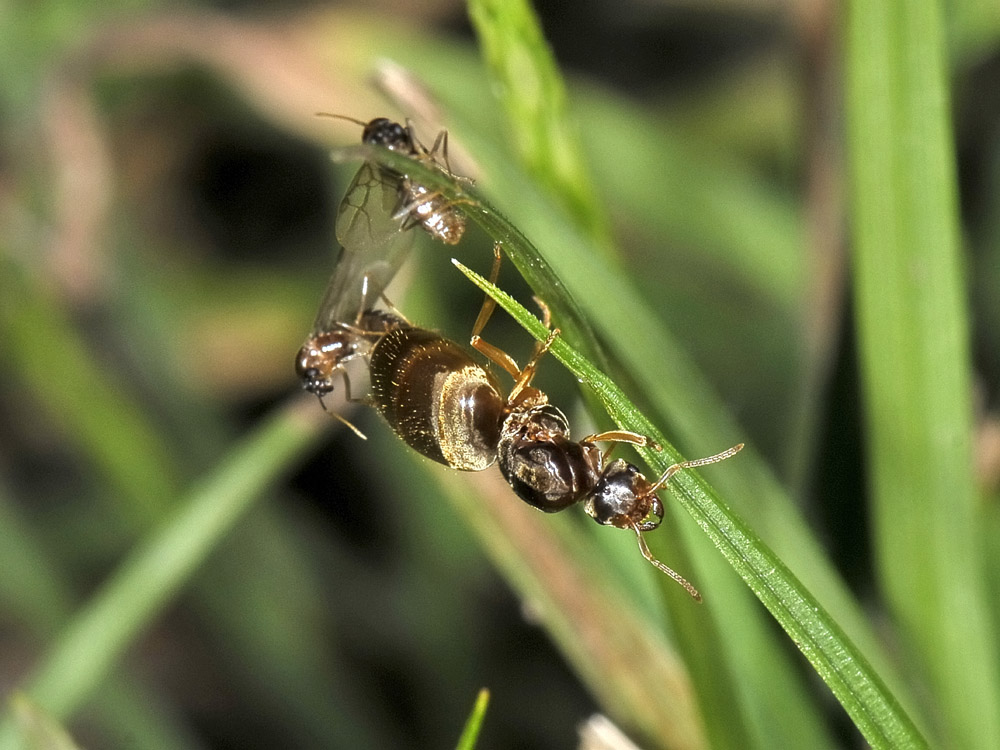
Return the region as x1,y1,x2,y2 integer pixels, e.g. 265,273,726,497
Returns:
312,163,415,331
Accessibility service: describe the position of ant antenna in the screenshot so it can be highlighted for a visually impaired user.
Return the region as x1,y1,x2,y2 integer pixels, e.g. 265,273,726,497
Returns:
314,112,368,127
331,411,368,441
634,526,701,601
632,443,744,601
646,443,744,495
316,390,368,440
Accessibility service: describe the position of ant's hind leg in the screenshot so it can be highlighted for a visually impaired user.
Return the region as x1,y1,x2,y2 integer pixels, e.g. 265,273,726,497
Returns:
507,327,559,403
468,242,562,398
470,243,522,380
470,242,503,340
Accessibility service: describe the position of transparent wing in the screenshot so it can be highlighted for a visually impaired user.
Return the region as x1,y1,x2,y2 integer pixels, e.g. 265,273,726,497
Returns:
312,162,415,332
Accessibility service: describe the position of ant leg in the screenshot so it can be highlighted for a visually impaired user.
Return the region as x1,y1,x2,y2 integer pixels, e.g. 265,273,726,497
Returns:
582,430,662,461
427,127,447,165
339,368,358,404
404,118,422,157
422,125,473,183
393,183,475,220
322,370,367,440
633,524,701,601
470,242,503,339
532,297,553,330
392,179,425,224
507,327,559,403
645,443,744,495
376,289,412,325
470,243,523,380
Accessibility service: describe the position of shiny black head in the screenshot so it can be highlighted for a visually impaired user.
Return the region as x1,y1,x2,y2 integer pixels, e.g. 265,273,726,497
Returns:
360,118,413,152
584,459,663,530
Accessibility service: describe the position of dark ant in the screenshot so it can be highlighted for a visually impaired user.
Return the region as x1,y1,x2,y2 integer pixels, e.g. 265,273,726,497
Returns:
303,243,742,599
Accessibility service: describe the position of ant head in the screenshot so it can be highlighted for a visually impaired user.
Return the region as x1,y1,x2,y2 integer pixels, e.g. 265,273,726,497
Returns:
359,118,412,152
295,330,360,397
314,113,414,152
584,459,662,530
586,459,700,599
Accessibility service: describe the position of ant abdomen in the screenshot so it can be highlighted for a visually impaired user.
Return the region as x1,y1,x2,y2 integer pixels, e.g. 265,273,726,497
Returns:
368,327,505,471
498,404,603,513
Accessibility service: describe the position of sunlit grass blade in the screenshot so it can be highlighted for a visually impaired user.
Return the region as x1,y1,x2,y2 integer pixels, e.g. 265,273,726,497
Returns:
0,398,329,746
845,0,1000,747
454,259,928,749
7,695,80,750
334,139,919,745
466,0,610,244
454,688,490,750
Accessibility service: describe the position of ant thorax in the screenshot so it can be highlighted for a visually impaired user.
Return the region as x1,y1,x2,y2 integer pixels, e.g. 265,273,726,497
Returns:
497,403,604,513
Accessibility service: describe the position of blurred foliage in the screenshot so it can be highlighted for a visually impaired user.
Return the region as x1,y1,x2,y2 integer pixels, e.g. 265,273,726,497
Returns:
0,0,999,749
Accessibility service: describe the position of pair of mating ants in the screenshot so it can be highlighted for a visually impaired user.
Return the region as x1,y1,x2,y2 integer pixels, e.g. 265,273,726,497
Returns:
298,116,741,599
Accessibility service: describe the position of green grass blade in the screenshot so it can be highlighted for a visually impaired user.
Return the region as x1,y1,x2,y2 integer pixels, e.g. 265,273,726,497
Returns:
0,261,179,522
466,0,610,243
454,688,490,750
454,260,928,749
0,398,329,744
7,695,81,750
337,139,916,746
845,0,1000,747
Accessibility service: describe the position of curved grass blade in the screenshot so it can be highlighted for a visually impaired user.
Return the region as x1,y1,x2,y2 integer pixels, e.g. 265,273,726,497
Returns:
466,0,611,245
329,143,607,370
334,138,917,745
453,260,928,750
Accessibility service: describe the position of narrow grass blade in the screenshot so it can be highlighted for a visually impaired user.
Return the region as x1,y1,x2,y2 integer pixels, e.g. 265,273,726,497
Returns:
845,0,1000,747
454,688,490,750
466,0,610,244
0,261,179,522
0,397,329,744
454,260,928,749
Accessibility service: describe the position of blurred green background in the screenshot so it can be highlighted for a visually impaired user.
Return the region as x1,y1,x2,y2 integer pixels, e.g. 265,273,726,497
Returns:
2,0,999,748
